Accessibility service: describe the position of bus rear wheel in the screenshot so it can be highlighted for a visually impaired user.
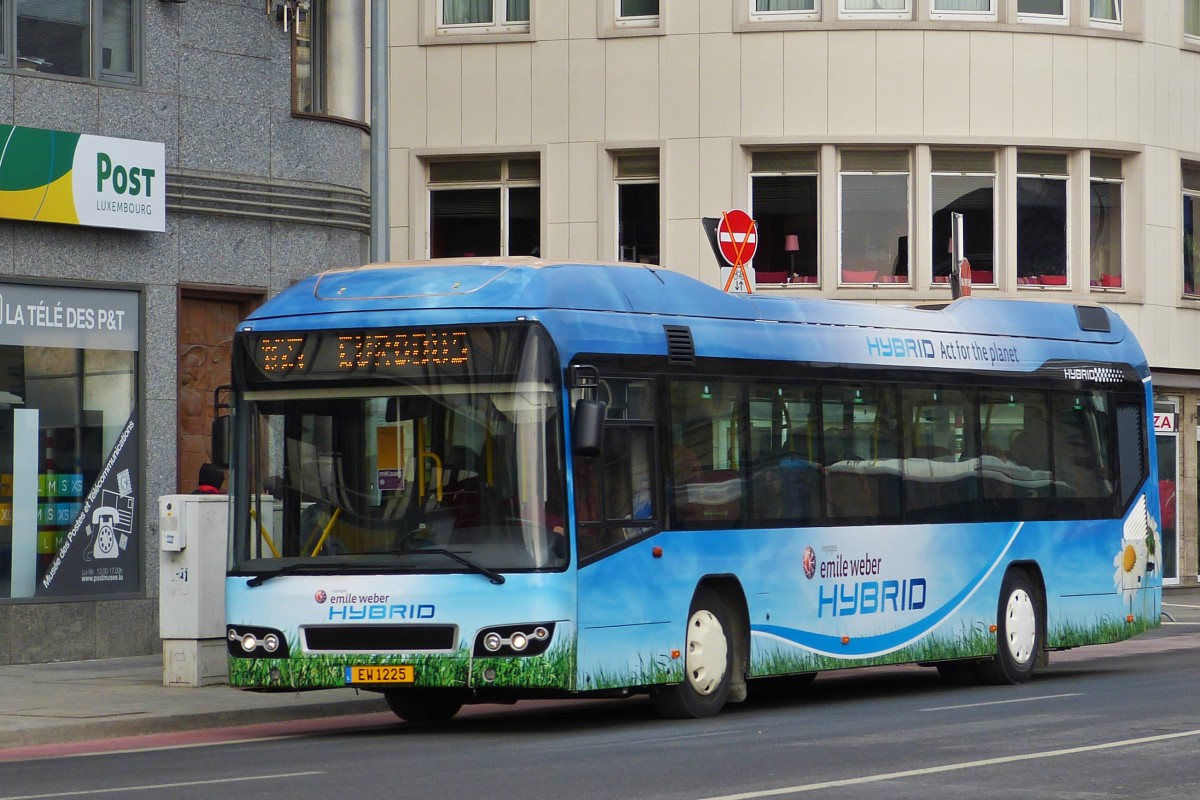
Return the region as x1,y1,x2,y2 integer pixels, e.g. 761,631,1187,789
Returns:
383,689,465,724
650,586,733,719
976,570,1041,685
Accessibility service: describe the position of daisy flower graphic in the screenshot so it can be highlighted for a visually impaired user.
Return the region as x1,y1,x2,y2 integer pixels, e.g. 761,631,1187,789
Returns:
1113,534,1148,595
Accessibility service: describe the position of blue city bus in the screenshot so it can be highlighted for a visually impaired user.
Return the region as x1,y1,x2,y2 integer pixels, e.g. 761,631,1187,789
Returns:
223,258,1162,721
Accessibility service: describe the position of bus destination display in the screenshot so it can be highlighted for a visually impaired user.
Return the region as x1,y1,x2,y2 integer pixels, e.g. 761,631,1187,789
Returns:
253,329,471,379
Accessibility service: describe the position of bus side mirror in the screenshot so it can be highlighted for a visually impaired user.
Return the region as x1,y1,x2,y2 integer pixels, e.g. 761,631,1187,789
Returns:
211,384,231,468
572,399,606,457
211,415,231,469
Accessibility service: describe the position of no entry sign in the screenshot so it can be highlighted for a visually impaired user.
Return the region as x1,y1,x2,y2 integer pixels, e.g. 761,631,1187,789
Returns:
717,209,757,267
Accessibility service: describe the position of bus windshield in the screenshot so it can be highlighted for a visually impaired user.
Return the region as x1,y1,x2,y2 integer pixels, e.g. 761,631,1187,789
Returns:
229,324,567,576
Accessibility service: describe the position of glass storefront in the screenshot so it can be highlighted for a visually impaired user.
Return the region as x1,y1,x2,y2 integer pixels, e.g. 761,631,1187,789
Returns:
0,283,139,600
1155,399,1179,583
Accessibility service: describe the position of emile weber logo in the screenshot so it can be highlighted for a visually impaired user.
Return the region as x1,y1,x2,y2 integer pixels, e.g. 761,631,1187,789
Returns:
315,588,435,621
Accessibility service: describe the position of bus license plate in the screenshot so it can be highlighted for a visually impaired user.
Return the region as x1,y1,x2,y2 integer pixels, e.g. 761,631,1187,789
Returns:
344,665,415,685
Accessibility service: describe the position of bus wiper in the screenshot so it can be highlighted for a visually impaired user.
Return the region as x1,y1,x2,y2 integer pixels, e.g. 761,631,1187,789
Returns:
394,544,505,585
245,559,357,587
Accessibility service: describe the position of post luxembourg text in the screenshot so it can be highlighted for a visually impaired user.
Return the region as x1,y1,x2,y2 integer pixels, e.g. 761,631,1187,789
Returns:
866,335,1019,367
0,296,126,331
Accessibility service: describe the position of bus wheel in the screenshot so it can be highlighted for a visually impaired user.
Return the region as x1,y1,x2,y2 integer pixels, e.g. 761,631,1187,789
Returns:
383,689,464,724
976,570,1041,685
651,586,733,719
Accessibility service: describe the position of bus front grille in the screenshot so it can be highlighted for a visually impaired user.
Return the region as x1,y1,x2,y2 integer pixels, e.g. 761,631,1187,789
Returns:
302,625,458,653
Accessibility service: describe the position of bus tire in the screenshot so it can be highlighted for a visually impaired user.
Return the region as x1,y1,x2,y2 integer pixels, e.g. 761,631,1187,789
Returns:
976,570,1041,685
650,586,733,719
383,689,464,724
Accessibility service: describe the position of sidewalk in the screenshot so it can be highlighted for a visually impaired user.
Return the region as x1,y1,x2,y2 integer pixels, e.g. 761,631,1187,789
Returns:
1,585,1197,751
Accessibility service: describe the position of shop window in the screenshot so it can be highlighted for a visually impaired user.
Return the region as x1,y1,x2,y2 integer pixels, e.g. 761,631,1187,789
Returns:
750,0,818,21
931,150,996,287
839,150,910,286
0,285,139,601
438,0,529,32
427,157,540,258
1182,165,1200,297
930,0,995,20
614,151,660,266
1089,156,1123,290
1017,0,1067,23
751,151,819,286
6,0,138,83
1089,0,1121,27
1155,400,1179,581
1016,152,1069,287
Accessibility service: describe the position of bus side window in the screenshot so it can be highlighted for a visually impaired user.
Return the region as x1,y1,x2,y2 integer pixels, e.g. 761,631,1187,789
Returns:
668,379,745,526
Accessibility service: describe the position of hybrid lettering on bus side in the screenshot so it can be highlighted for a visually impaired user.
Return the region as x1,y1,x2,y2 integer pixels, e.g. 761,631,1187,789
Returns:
866,335,937,359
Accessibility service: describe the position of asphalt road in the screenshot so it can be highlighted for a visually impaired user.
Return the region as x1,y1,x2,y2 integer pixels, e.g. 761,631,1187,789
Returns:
2,623,1198,800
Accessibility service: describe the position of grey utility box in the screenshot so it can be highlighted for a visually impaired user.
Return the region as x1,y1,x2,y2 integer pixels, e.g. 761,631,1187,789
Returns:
159,494,229,687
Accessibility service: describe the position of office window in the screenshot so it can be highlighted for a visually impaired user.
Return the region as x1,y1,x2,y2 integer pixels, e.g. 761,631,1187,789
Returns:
1182,166,1200,296
1089,0,1121,26
931,0,995,19
614,151,660,266
839,0,910,19
931,151,995,287
427,158,540,258
293,1,325,115
751,0,818,20
438,0,529,32
1189,0,1200,38
1017,0,1066,22
750,151,819,285
1017,153,1069,287
617,0,658,26
8,0,137,82
1090,157,1123,290
840,150,910,286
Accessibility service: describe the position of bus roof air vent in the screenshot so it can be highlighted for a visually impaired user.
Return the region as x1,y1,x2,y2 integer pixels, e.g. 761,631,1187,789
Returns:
664,325,695,366
1075,305,1111,333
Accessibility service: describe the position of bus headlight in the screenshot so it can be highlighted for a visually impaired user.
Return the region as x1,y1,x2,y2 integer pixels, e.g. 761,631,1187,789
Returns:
473,623,556,657
226,625,290,659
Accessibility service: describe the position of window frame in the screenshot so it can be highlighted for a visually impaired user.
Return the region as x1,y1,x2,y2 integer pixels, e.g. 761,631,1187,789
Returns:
613,150,661,267
749,0,820,22
614,0,660,28
929,0,997,22
838,151,912,287
435,0,530,35
1016,154,1070,289
1089,166,1124,291
425,156,541,259
930,153,997,288
3,0,142,85
1015,0,1068,25
749,157,821,287
1182,168,1200,297
1087,0,1122,29
837,0,911,21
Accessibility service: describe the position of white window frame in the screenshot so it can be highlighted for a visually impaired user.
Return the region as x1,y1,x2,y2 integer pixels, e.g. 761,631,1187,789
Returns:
837,0,911,21
930,168,997,287
749,0,820,22
615,0,659,28
435,0,530,34
929,0,996,22
1088,0,1121,29
1016,0,1068,25
838,152,912,287
1088,170,1124,291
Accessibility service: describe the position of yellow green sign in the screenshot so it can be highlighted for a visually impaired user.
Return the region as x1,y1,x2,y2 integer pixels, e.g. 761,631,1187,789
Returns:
0,125,165,232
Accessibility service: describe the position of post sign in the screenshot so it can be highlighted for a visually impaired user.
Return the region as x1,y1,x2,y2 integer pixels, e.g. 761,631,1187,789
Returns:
0,125,165,232
717,209,757,294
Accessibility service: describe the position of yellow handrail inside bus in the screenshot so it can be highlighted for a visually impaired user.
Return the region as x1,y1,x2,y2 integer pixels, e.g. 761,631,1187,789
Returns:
309,506,342,557
248,507,280,558
419,451,443,503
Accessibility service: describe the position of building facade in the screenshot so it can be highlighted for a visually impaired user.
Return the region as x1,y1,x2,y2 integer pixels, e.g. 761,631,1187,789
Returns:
0,0,368,665
384,0,1200,586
